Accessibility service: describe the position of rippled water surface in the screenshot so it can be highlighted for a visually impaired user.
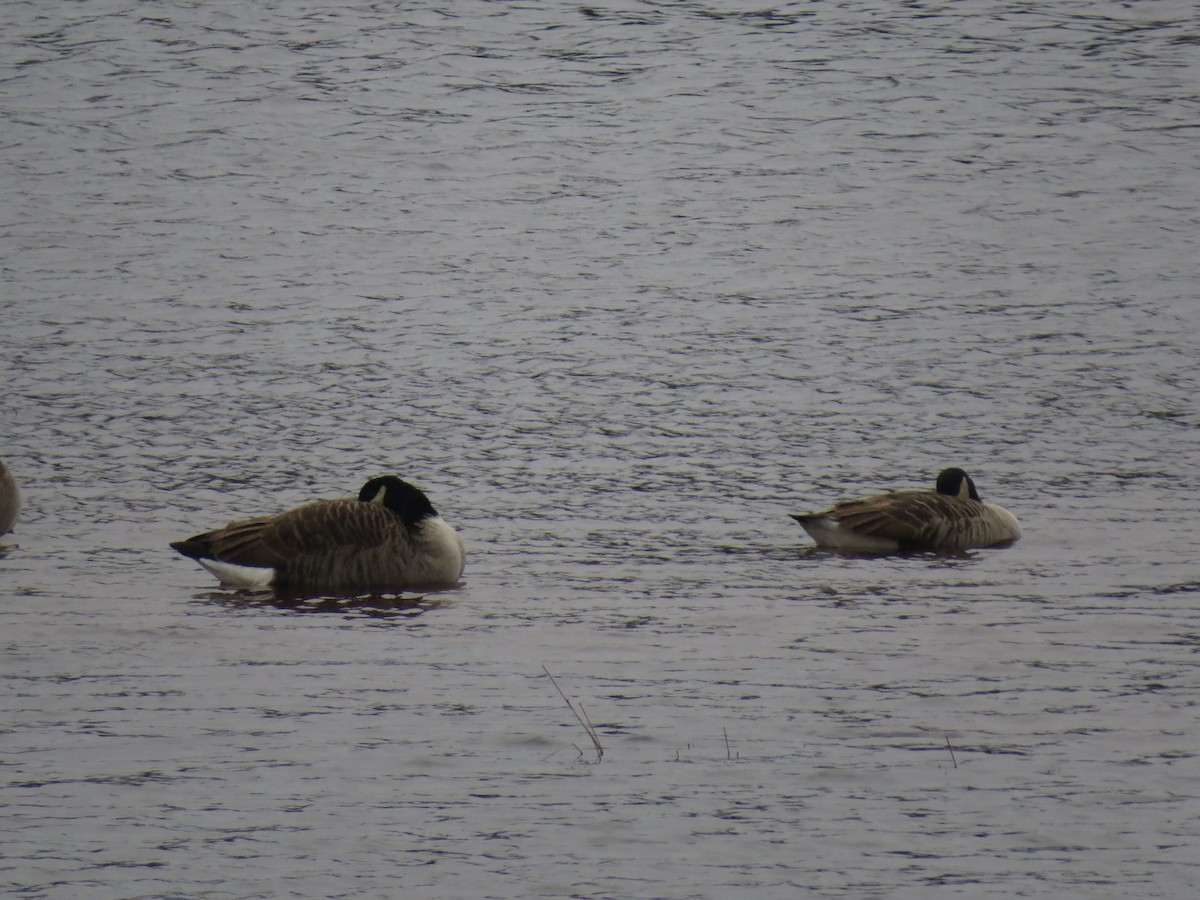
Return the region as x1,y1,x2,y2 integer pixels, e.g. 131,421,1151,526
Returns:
3,1,1199,897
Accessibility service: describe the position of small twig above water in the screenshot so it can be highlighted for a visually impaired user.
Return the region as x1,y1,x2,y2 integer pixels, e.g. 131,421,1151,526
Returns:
543,666,603,762
945,736,958,769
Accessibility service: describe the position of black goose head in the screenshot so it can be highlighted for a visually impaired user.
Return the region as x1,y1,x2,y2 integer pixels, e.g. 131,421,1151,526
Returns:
935,467,980,501
358,476,438,527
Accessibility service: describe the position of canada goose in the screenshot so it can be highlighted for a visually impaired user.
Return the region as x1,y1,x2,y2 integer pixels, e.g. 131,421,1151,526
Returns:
0,460,19,535
791,468,1021,552
171,475,465,593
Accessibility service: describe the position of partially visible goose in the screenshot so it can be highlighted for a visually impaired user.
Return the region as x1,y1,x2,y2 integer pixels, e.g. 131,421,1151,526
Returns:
171,475,465,593
791,468,1020,552
0,460,20,535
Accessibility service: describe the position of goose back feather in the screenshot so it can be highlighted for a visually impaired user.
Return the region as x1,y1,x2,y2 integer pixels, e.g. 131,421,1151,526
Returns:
0,461,20,536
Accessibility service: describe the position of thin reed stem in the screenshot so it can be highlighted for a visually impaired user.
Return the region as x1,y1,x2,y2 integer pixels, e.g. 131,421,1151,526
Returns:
543,666,604,761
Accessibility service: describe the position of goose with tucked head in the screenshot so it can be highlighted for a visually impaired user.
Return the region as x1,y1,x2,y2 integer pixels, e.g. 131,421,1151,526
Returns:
171,475,465,593
0,460,19,536
791,467,1021,552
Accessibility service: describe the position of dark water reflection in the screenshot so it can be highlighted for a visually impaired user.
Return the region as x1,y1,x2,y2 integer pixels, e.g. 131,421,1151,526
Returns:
198,589,444,619
3,0,1200,898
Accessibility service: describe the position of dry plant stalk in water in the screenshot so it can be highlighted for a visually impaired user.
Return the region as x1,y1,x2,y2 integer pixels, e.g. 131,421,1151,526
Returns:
543,666,603,762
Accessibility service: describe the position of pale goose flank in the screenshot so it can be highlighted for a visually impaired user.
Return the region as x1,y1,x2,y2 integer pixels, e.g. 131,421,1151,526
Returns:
0,460,20,536
791,467,1021,552
171,475,465,593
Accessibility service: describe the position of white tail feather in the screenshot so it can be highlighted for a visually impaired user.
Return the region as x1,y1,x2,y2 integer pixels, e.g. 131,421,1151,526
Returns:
198,558,275,590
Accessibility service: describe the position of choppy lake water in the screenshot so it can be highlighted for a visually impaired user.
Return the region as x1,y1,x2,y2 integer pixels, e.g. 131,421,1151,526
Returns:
3,1,1199,897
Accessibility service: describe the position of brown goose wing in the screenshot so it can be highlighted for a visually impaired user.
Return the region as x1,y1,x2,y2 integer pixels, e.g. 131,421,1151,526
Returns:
179,499,402,567
827,491,982,549
261,499,401,555
171,515,281,566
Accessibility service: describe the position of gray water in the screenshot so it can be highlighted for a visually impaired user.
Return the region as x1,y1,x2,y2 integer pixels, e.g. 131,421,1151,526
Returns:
3,1,1199,897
